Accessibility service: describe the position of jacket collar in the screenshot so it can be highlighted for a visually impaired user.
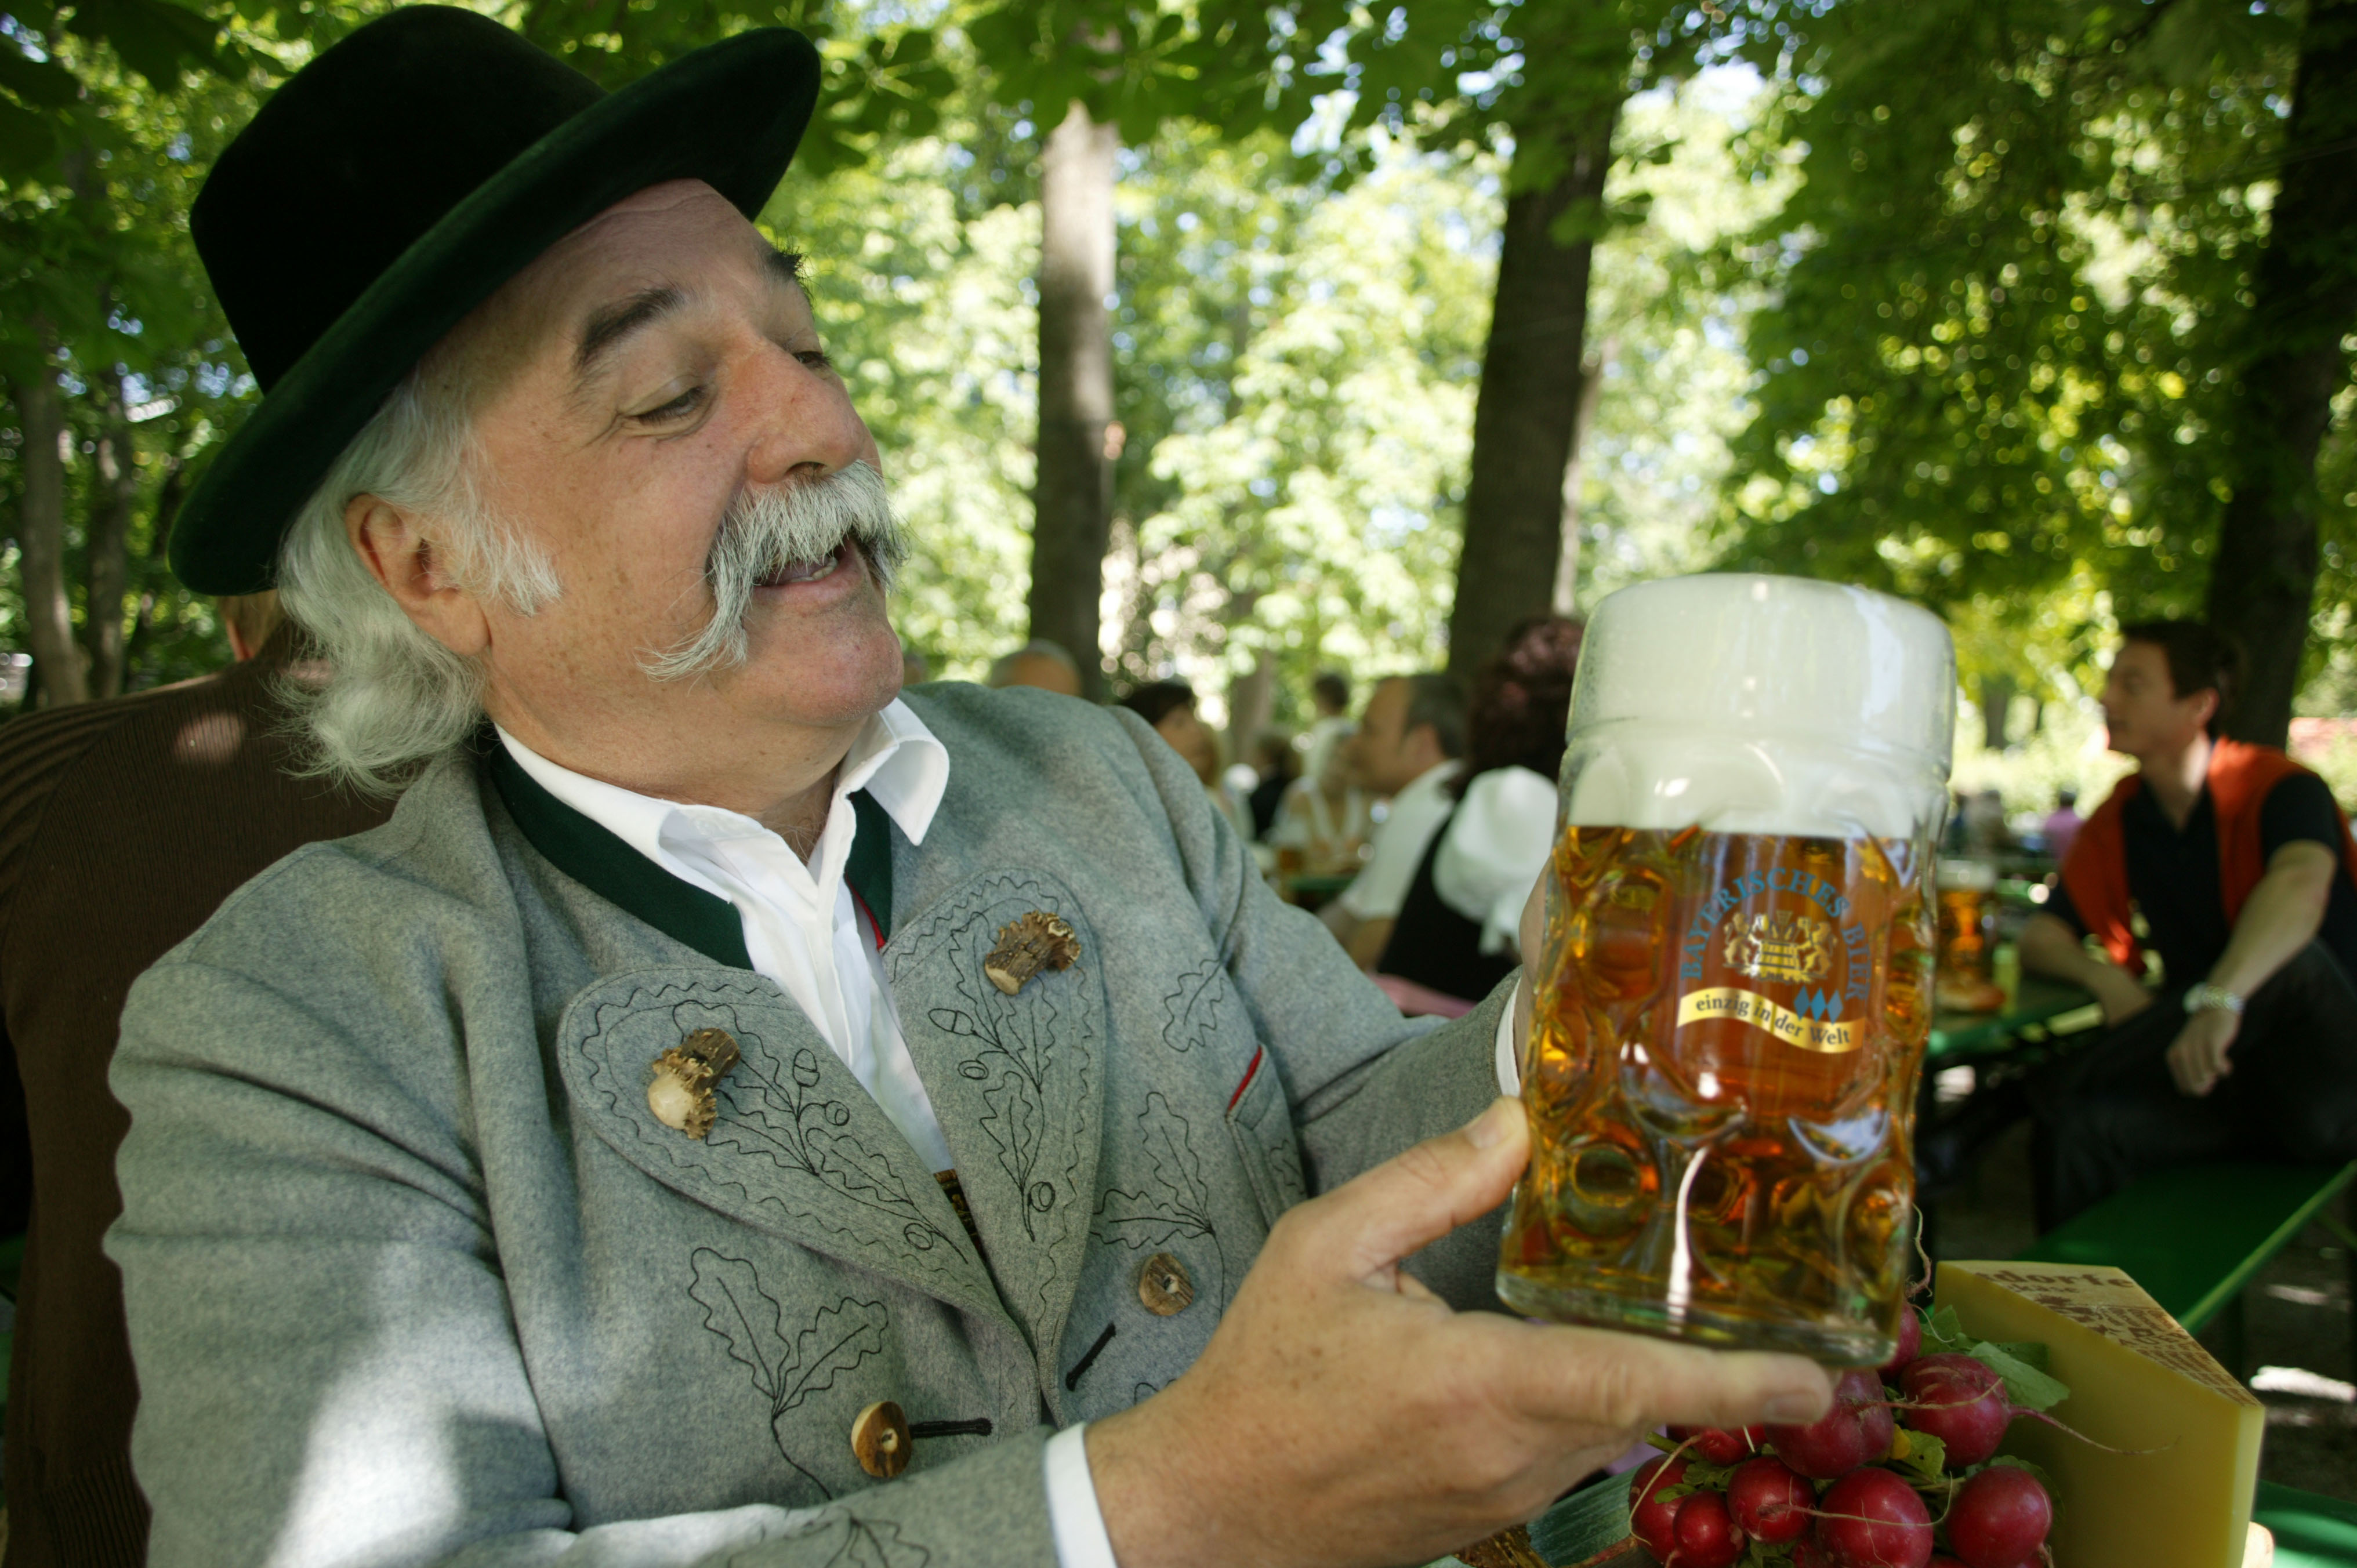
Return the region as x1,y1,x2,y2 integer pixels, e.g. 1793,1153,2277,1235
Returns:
481,738,898,964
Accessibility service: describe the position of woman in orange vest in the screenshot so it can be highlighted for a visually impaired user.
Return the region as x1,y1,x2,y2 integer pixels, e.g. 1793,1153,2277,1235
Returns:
2017,621,2357,1226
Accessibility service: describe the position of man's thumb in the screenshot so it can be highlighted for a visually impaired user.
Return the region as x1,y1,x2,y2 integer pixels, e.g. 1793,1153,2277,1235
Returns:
1306,1097,1529,1280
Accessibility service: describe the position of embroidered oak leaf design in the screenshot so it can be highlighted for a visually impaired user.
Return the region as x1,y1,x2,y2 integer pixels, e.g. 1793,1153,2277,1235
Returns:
705,1048,963,1258
725,1515,930,1568
927,909,1074,1242
1092,1094,1226,1306
766,1515,930,1568
688,1248,890,1501
1159,960,1232,1055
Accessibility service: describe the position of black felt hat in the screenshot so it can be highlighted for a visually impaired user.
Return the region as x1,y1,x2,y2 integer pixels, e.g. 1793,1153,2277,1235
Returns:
173,6,819,593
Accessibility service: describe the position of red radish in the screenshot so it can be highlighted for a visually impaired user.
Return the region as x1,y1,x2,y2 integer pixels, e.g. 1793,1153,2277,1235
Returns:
1792,1545,1833,1568
1727,1454,1812,1544
1878,1307,1924,1379
1814,1467,1932,1568
1766,1367,1897,1478
1668,1424,1764,1465
1932,1559,1969,1568
1948,1465,2053,1568
1671,1489,1747,1568
1898,1353,2012,1468
1629,1456,1687,1562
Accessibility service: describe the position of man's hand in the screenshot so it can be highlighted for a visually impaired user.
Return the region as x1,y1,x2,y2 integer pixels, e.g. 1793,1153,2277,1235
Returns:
2020,911,2152,1025
2167,1006,2240,1097
1086,1099,1837,1568
2090,966,2156,1028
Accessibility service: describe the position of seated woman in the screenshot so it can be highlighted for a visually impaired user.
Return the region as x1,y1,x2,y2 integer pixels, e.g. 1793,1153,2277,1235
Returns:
1377,618,1583,1011
1119,678,1254,847
1268,728,1372,872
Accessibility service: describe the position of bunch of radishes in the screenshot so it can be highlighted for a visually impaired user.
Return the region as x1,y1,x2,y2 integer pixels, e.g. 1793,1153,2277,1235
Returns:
1625,1306,2061,1568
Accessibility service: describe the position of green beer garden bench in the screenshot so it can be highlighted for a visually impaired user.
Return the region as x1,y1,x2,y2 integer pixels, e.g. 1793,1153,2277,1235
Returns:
2016,1159,2357,1378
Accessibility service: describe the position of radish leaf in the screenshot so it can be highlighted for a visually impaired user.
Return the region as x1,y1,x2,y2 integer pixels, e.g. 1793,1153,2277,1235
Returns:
1968,1340,2071,1411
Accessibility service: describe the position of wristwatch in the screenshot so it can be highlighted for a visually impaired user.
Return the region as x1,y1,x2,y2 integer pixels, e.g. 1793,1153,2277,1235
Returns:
2183,981,2245,1017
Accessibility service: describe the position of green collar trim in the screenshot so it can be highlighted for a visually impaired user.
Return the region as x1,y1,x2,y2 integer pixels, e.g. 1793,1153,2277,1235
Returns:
484,743,897,969
846,789,894,935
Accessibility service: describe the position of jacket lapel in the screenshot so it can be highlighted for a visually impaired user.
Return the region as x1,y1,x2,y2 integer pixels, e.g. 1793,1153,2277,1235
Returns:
883,870,1105,1378
554,966,1006,1320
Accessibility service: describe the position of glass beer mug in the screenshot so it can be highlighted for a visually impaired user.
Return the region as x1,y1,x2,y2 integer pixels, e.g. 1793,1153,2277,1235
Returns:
1936,858,1999,987
1497,574,1955,1364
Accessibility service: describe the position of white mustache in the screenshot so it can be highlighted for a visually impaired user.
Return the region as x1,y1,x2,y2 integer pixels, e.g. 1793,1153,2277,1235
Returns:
640,460,908,683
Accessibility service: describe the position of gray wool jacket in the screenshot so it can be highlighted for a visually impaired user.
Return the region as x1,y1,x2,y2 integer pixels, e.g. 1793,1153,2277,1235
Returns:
107,685,1512,1568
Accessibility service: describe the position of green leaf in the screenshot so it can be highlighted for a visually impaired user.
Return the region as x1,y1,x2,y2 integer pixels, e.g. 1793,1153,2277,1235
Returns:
65,0,221,90
1920,1304,1975,1356
1986,1340,2050,1373
1887,1427,1949,1485
1969,1339,2072,1413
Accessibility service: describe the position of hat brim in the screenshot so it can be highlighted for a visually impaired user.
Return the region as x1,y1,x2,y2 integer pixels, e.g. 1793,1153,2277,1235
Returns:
171,28,820,594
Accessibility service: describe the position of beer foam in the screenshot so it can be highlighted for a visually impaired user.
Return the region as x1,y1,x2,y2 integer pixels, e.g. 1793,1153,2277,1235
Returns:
1564,574,1956,838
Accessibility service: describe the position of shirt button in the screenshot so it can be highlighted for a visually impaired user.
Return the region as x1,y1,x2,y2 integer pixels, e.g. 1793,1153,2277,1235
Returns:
1138,1251,1194,1316
853,1400,911,1479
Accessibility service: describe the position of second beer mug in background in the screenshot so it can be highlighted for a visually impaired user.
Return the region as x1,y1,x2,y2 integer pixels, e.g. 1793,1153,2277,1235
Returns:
1935,858,2005,1013
1499,573,1956,1364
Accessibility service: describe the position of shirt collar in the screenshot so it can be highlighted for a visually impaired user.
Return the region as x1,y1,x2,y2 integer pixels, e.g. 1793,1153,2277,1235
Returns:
1398,759,1463,802
493,698,949,879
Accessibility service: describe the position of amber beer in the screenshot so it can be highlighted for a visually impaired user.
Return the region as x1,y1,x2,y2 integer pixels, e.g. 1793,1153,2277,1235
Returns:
1936,858,1999,986
1498,574,1955,1364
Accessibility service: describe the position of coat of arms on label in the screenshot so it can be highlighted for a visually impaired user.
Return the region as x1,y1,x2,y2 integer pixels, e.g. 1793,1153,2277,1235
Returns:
1722,910,1835,986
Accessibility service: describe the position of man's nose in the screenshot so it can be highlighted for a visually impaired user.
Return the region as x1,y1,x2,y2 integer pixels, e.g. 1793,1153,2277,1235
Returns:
741,343,871,487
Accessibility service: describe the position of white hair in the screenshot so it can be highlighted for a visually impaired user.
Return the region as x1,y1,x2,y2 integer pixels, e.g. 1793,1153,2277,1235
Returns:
274,366,560,797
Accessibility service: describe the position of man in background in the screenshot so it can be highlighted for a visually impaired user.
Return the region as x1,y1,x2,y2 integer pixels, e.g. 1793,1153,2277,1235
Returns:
0,592,391,1566
2041,787,2082,863
1301,669,1352,788
987,638,1083,696
1325,672,1465,970
2019,620,2357,1224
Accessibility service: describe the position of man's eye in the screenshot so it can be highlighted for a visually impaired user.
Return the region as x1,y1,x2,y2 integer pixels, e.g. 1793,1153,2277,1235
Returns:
629,386,706,422
795,349,833,372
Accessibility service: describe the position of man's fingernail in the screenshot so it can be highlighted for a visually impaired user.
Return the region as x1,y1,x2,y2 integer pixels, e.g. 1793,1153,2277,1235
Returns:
1466,1098,1518,1149
1764,1391,1829,1422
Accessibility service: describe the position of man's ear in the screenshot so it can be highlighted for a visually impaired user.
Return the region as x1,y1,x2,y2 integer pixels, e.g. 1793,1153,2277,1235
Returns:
2189,685,2221,734
346,493,492,659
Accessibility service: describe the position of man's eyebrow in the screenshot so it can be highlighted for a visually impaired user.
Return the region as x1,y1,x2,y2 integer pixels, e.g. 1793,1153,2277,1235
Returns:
765,246,807,292
572,284,687,384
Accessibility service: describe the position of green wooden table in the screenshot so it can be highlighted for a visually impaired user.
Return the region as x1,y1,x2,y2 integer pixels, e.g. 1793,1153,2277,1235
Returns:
1926,975,2098,1064
2015,1157,2357,1380
2260,1482,2357,1566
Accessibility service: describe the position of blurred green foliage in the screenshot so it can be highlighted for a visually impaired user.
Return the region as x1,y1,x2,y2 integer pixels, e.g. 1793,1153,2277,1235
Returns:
1713,0,2354,721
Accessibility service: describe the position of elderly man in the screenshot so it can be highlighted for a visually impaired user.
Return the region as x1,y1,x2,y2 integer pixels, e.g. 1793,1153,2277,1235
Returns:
106,13,1828,1568
987,640,1086,697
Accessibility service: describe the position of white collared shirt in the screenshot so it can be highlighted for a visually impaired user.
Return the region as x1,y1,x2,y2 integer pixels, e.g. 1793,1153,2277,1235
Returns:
495,705,1117,1568
1337,760,1463,922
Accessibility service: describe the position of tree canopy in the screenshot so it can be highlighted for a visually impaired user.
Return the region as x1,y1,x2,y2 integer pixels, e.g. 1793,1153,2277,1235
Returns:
3,0,2353,792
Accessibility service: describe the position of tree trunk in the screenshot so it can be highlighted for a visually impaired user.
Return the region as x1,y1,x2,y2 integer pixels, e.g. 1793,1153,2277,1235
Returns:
1448,101,1621,679
6,328,90,707
1027,100,1119,700
82,365,137,699
1550,343,1609,615
1225,647,1277,768
1979,673,2017,751
2204,0,2357,745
